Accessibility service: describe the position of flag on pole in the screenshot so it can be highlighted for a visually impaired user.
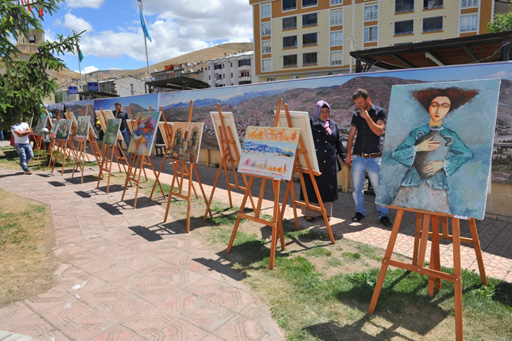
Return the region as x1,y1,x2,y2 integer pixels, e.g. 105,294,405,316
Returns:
77,42,84,62
139,4,152,42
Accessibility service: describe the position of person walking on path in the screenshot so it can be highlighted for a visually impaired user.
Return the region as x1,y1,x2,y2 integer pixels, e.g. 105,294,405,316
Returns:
11,116,34,175
300,100,346,221
345,89,392,227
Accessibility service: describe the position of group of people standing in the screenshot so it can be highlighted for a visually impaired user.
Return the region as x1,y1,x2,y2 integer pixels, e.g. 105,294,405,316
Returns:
301,88,393,228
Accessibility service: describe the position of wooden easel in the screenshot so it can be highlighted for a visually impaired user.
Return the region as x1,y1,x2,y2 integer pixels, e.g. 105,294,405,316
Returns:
203,104,256,221
51,138,72,175
71,138,87,183
46,118,56,168
227,98,292,270
98,109,130,174
368,207,487,341
278,104,335,244
120,110,165,208
149,107,175,200
96,143,117,193
162,100,211,232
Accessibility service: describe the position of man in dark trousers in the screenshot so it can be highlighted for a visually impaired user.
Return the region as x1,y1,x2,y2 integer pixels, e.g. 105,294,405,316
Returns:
114,102,130,149
345,89,392,227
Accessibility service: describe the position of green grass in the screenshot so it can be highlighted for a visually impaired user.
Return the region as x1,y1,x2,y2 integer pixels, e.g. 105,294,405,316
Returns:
0,204,46,247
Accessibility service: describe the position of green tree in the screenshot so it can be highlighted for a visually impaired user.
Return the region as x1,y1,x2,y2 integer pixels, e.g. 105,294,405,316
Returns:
487,6,512,33
0,0,83,129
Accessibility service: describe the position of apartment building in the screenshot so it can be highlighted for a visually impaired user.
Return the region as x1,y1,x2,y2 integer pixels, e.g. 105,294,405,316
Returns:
249,0,497,81
203,52,257,87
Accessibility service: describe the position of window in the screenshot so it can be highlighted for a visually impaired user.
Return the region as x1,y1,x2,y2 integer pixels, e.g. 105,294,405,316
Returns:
262,58,272,72
364,5,378,21
460,14,477,32
302,13,317,27
330,9,343,26
267,77,276,82
282,16,297,30
395,0,414,13
260,3,271,18
303,52,317,65
364,26,378,42
283,35,298,48
283,54,298,67
283,0,296,11
330,51,343,66
28,35,36,43
330,0,343,5
461,0,478,8
423,16,443,32
424,0,443,9
302,0,317,7
261,22,271,36
238,59,251,67
330,31,343,46
303,33,318,46
395,20,413,35
214,64,222,70
262,40,272,54
240,71,250,77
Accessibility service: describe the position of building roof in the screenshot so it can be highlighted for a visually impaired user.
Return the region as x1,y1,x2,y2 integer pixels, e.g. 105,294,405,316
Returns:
349,31,512,72
145,76,210,92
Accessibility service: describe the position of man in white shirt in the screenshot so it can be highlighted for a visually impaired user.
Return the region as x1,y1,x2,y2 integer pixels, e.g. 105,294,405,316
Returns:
11,116,34,174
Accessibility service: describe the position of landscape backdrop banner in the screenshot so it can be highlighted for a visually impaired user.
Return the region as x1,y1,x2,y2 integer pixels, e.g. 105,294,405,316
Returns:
52,61,512,184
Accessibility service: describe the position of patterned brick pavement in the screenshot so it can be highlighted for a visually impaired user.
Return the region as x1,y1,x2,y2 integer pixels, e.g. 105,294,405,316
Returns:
0,150,510,339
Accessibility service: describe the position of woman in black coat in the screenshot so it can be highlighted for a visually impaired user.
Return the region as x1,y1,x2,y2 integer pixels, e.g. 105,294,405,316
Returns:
301,100,346,221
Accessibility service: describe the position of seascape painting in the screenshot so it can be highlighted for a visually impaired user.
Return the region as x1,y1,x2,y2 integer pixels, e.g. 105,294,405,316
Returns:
76,116,90,141
170,122,204,163
238,126,301,181
55,119,73,141
127,111,161,155
376,79,500,219
104,119,122,146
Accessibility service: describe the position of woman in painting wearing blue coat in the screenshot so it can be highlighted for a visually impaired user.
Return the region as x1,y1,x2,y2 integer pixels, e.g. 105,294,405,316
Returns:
301,100,345,221
390,87,478,213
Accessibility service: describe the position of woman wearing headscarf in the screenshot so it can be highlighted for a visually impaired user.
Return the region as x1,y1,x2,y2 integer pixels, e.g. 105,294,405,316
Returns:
300,100,346,221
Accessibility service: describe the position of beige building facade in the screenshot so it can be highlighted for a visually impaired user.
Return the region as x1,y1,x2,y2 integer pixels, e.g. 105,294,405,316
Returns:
249,0,496,81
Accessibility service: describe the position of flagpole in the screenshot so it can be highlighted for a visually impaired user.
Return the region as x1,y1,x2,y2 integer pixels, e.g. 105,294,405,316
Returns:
138,0,151,83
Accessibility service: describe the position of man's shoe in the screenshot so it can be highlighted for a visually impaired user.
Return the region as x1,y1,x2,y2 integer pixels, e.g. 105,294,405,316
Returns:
380,216,392,227
352,212,365,222
25,170,32,175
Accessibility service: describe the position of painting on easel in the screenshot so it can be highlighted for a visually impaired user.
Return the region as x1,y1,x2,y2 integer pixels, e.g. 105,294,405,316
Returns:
55,119,73,141
376,79,500,219
33,114,47,136
104,119,122,146
170,122,204,163
49,119,59,139
275,111,319,173
127,111,161,155
210,111,242,159
238,126,301,181
76,116,90,141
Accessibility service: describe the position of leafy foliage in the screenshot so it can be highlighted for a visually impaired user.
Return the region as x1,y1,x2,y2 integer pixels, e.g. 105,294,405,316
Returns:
0,0,83,128
487,5,512,33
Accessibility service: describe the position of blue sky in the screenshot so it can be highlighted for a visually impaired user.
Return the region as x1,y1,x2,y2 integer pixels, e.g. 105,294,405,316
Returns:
42,0,254,74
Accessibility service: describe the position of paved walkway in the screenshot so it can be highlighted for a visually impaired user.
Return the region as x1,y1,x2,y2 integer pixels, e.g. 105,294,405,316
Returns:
0,146,511,340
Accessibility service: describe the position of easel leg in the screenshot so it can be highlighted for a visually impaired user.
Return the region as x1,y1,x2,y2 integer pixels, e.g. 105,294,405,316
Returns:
203,156,226,221
163,162,179,222
452,218,463,341
468,218,488,285
368,209,404,314
428,215,441,296
269,180,281,270
412,213,422,264
227,176,254,252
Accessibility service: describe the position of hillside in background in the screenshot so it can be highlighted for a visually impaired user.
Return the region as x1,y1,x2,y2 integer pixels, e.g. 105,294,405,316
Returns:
53,42,253,86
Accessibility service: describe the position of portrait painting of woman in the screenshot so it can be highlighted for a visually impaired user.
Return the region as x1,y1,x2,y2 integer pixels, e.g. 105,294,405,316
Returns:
377,79,500,219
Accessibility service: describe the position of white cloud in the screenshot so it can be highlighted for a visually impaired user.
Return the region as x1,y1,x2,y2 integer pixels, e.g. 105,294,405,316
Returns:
62,12,94,34
83,65,99,74
66,0,104,9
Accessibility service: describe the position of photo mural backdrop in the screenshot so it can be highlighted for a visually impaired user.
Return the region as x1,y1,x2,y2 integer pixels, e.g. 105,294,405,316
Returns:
51,62,512,184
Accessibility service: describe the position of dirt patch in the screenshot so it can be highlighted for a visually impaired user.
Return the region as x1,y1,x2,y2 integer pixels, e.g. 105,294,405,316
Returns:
0,189,57,307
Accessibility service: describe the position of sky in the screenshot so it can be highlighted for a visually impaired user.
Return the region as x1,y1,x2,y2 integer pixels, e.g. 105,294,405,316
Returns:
42,0,254,74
